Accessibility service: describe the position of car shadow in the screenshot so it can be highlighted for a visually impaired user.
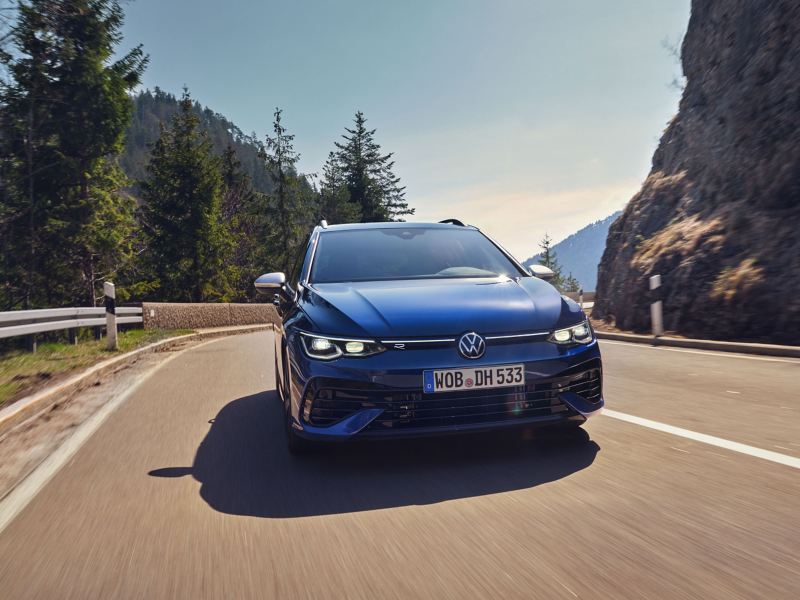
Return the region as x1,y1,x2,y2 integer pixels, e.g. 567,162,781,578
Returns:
149,391,600,518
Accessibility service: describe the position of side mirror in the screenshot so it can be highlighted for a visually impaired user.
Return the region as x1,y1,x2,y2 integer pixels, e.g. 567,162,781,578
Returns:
254,272,287,295
529,265,555,281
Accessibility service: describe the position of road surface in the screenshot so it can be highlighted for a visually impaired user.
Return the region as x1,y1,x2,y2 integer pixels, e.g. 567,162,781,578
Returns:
0,331,798,599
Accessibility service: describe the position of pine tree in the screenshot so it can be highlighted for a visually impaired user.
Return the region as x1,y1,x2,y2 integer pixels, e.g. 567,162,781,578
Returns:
561,272,581,293
317,151,360,224
221,144,270,299
262,108,312,273
334,111,413,222
121,90,278,198
0,2,56,308
537,234,563,279
75,159,141,303
0,0,147,308
141,90,232,302
537,233,582,292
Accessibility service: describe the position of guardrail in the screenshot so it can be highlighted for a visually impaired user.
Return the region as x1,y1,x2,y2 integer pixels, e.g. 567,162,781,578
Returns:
0,307,143,339
0,304,142,352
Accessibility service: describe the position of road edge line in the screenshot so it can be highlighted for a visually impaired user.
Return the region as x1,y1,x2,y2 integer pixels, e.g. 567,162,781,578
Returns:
595,331,800,359
0,332,272,534
0,324,275,438
598,339,799,364
603,409,800,470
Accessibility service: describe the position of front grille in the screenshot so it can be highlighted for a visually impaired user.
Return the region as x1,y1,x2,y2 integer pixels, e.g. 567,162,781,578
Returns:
306,365,601,431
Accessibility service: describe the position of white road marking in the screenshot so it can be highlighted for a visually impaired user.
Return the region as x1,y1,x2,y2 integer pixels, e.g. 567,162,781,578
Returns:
670,447,690,454
553,576,578,598
726,390,740,394
603,409,800,470
599,340,800,364
0,336,228,535
559,583,578,598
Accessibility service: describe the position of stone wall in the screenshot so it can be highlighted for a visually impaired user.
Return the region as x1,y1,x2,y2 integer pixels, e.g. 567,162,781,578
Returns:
141,303,279,330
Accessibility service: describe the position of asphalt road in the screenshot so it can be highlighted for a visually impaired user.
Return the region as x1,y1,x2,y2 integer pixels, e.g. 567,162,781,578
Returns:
0,332,798,599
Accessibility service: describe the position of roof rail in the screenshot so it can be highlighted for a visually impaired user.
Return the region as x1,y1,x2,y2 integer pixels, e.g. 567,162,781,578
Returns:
319,219,328,229
439,218,465,226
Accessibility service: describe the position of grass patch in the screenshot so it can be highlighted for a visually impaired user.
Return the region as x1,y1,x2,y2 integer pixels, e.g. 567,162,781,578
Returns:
0,328,194,409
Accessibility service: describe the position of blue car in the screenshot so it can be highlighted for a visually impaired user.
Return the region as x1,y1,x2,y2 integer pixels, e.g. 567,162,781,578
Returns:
256,220,603,453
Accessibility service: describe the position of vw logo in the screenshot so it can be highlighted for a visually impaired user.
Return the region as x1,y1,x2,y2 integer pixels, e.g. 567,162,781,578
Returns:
458,332,486,359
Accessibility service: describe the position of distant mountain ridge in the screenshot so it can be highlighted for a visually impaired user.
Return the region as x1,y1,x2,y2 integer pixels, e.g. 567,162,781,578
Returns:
522,211,622,291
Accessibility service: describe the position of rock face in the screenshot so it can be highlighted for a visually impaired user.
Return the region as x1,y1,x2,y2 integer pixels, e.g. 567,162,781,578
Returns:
594,0,800,343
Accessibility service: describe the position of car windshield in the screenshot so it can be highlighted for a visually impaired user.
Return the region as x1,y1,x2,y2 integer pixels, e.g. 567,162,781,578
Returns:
310,227,525,283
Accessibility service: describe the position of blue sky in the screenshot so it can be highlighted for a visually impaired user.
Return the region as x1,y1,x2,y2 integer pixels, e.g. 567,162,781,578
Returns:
121,0,690,258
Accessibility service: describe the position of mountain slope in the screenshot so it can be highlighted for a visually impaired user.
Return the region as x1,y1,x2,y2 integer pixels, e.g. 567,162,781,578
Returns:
121,89,275,195
522,211,622,291
594,0,800,343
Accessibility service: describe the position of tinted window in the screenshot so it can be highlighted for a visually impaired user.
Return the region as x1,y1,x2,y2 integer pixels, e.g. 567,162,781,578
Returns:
310,228,524,283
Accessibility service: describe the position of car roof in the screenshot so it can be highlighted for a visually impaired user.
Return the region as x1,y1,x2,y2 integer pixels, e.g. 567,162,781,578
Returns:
318,221,478,232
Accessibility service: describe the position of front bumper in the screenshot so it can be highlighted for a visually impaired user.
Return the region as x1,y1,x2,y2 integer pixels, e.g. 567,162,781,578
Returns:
287,338,603,441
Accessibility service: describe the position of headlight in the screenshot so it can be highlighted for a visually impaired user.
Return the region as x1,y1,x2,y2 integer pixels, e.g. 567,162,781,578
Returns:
550,319,593,345
299,333,385,360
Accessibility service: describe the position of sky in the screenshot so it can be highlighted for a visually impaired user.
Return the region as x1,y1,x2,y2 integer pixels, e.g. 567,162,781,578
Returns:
120,0,691,260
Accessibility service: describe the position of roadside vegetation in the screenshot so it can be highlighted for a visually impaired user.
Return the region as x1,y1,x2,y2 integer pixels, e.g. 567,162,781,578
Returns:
0,328,193,408
0,0,412,312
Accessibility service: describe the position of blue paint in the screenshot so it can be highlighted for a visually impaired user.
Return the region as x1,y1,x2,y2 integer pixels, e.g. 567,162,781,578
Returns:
271,222,604,444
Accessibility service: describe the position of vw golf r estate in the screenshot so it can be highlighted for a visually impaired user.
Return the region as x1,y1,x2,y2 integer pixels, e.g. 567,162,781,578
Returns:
256,220,603,452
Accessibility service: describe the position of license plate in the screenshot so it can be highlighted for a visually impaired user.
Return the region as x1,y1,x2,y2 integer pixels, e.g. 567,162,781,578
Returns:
423,364,525,393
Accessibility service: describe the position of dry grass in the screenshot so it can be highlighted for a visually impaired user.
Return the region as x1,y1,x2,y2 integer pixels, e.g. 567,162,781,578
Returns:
710,258,765,302
634,214,724,266
0,329,193,409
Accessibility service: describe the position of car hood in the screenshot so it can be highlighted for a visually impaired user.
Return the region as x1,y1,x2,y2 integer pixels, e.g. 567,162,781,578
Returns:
302,276,579,338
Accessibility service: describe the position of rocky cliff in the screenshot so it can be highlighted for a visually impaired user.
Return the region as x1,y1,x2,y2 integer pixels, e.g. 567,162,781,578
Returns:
594,0,800,343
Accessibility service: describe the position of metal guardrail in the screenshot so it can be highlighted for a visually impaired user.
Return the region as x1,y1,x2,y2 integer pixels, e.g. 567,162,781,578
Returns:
0,306,142,340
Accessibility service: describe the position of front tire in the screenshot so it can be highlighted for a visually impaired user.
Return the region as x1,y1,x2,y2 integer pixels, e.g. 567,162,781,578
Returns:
280,353,314,455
